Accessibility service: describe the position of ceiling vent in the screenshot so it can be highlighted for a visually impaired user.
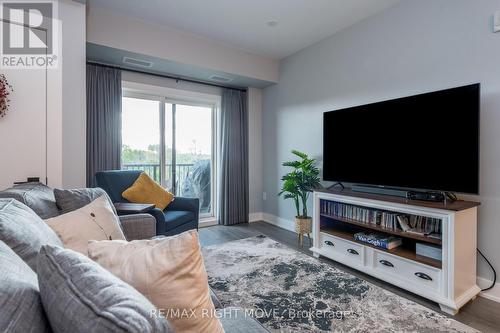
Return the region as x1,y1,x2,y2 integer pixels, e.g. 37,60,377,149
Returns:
123,57,153,68
208,74,233,83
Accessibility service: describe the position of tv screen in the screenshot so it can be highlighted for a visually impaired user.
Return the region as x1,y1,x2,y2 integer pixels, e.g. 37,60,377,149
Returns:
323,84,480,194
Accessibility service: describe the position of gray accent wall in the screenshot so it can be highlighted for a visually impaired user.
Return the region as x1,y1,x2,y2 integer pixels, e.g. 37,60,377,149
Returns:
248,88,263,216
262,0,500,280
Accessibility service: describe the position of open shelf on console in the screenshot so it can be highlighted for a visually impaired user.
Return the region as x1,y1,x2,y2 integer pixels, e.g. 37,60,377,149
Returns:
320,227,442,269
320,213,442,245
319,198,444,269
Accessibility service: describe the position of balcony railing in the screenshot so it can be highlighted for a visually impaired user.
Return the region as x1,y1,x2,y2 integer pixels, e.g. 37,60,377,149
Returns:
122,163,194,194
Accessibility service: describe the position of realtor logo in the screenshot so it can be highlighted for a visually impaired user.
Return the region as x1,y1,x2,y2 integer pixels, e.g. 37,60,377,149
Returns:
3,2,52,54
0,0,58,69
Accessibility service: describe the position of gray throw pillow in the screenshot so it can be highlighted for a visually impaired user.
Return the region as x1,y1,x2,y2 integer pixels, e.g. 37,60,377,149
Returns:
53,187,117,215
0,240,51,333
0,199,63,272
37,245,173,333
0,182,59,219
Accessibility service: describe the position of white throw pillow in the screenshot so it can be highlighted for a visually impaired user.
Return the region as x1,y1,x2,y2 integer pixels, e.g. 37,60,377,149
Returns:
45,195,125,255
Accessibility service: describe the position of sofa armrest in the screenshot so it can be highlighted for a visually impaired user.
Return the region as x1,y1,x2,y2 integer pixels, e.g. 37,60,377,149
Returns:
119,214,156,240
167,196,199,213
210,288,223,309
217,307,269,332
167,197,199,230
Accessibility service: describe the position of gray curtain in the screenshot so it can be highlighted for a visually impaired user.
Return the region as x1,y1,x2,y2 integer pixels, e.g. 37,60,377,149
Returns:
86,64,122,187
219,89,249,225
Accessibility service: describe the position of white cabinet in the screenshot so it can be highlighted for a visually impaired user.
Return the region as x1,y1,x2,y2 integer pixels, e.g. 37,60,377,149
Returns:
310,190,480,315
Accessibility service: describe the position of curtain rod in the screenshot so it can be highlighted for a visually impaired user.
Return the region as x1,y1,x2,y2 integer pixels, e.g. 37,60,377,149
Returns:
86,61,247,93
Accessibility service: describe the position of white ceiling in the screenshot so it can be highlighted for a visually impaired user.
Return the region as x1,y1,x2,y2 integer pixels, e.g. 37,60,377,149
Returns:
87,0,400,59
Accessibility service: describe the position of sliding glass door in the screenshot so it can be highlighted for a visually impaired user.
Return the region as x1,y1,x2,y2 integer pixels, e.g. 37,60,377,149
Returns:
121,97,161,181
167,102,214,214
121,94,216,218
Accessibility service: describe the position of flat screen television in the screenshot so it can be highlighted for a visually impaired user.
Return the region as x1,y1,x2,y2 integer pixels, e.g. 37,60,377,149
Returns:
323,83,480,194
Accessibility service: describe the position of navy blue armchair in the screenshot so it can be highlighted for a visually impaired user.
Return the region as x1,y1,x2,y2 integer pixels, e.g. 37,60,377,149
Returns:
95,170,199,237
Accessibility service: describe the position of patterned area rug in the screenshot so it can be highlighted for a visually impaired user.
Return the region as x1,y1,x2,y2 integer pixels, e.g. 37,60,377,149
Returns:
202,235,478,333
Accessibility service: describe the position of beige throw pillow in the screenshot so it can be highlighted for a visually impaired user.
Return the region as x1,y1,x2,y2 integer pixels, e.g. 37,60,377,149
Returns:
88,230,223,333
45,195,125,255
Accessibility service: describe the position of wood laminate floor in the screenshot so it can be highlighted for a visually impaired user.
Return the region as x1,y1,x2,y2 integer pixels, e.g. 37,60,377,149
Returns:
199,221,500,333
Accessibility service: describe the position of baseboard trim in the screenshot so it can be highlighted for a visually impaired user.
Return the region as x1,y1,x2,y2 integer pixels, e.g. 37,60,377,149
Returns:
261,213,295,232
477,276,500,303
249,212,264,223
259,213,500,304
199,218,218,227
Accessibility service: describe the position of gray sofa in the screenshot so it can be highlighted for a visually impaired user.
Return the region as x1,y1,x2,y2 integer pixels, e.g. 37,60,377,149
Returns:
0,183,268,333
0,182,158,241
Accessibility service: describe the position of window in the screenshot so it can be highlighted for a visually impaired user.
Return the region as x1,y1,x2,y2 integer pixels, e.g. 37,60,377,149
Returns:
121,92,217,219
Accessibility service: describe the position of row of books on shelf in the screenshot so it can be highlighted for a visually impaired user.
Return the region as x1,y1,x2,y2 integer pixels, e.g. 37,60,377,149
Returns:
320,201,442,237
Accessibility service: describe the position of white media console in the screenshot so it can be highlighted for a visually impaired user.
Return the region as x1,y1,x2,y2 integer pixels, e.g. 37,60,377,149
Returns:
310,189,481,315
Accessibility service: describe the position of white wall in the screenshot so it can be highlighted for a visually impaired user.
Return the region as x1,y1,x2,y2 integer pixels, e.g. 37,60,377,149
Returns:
0,70,47,189
86,6,279,84
248,87,263,217
61,0,86,188
262,0,500,285
0,0,86,189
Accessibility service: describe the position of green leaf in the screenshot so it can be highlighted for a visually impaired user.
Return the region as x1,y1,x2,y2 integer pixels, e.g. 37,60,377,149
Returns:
282,161,301,168
291,150,308,159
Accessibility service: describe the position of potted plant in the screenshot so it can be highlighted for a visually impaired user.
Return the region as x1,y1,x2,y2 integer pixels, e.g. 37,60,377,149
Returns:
279,150,321,245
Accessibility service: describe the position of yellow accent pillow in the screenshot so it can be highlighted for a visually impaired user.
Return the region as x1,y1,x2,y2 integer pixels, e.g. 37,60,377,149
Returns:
122,173,174,210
